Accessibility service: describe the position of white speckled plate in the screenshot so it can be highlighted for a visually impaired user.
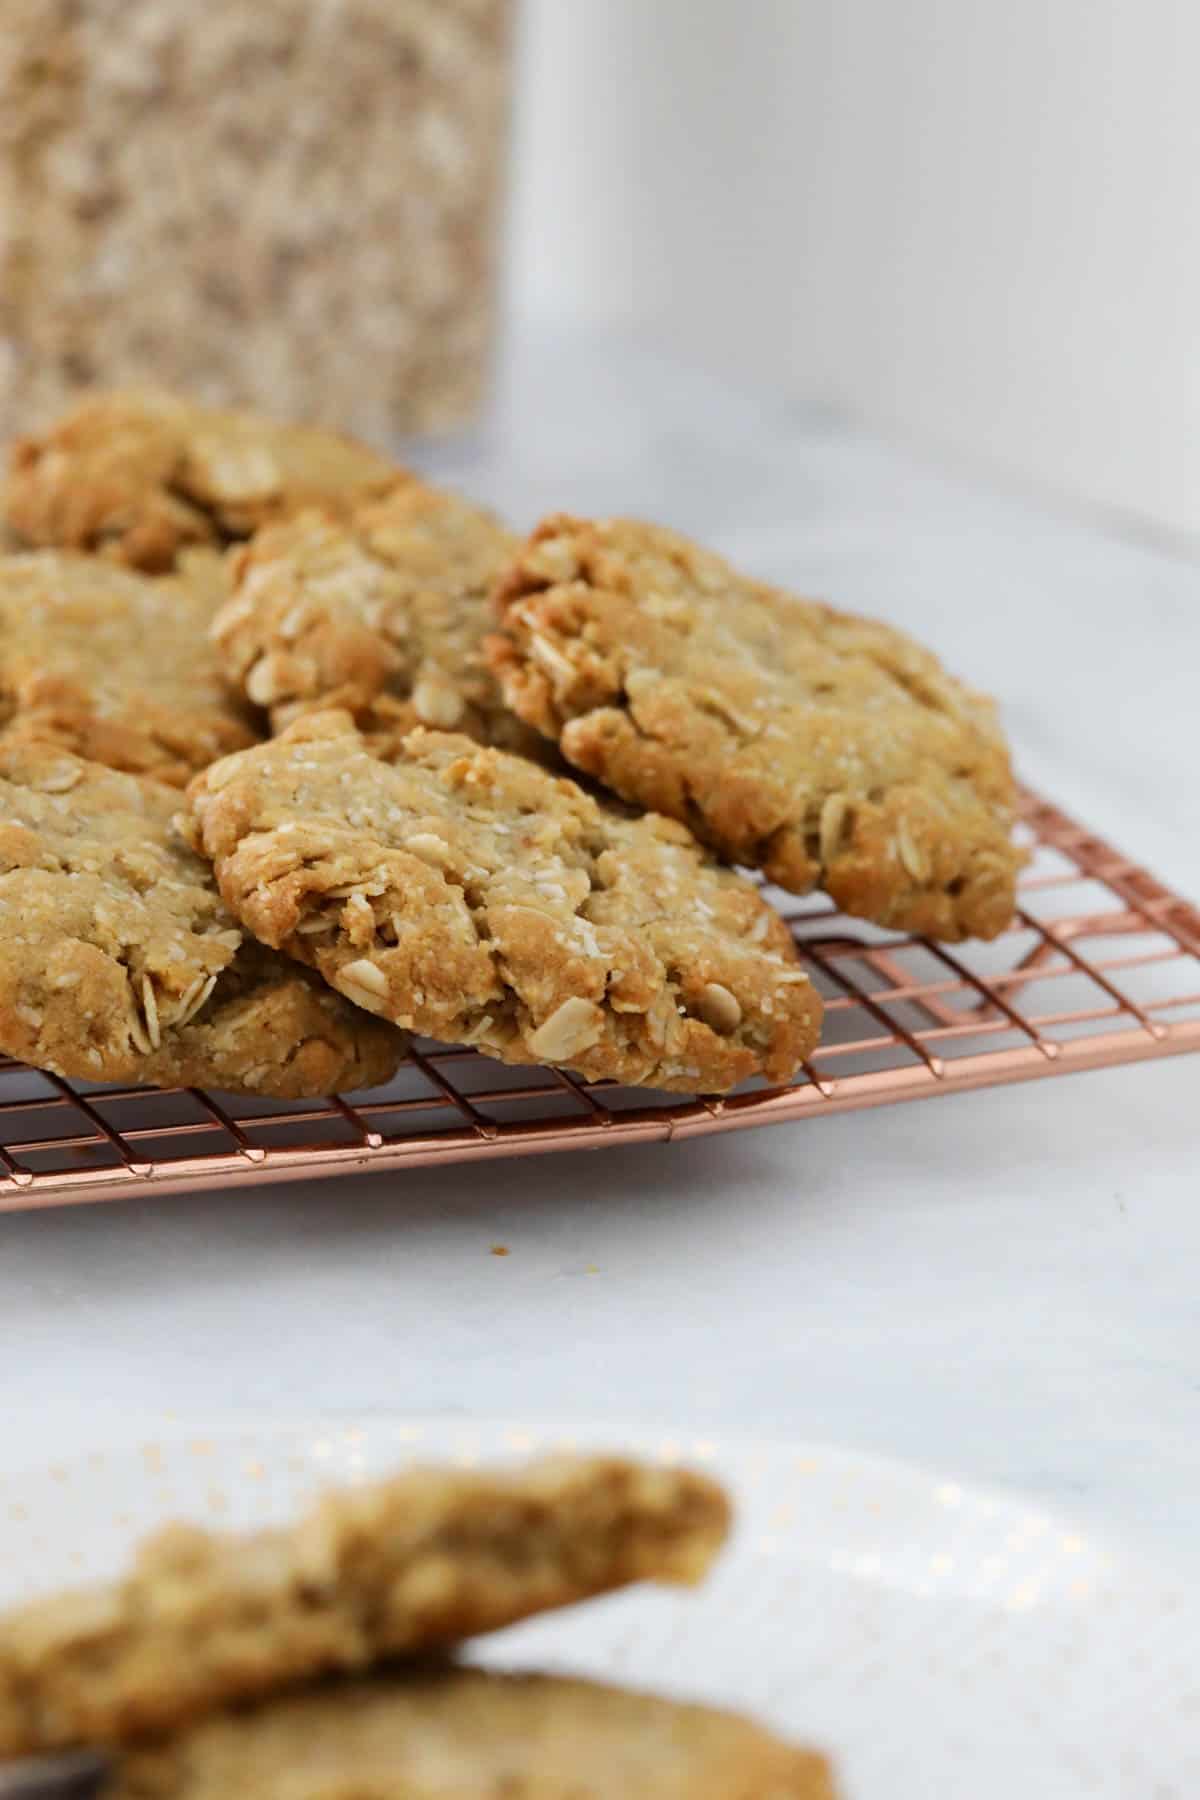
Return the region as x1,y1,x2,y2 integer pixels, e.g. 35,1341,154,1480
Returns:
0,1420,1194,1799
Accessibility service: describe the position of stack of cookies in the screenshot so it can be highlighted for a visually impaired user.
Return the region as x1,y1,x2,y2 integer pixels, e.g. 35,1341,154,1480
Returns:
0,391,1021,1101
0,1454,837,1797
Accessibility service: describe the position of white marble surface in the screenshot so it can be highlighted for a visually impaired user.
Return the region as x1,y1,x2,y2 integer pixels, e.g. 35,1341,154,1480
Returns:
2,327,1197,1568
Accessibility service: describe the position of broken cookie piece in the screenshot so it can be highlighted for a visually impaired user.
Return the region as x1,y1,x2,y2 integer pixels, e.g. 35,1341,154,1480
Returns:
0,1456,730,1757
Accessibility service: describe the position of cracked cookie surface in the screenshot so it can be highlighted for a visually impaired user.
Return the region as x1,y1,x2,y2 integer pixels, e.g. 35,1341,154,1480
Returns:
3,390,402,573
103,1667,834,1799
186,713,821,1093
0,551,257,786
489,516,1020,941
0,739,404,1094
211,485,544,757
0,1457,729,1757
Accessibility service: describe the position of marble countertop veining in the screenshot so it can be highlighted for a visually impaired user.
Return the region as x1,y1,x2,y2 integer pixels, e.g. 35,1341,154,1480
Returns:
1,323,1197,1569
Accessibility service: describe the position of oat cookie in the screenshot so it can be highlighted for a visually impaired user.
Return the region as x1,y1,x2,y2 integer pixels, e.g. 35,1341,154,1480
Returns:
211,484,542,756
3,390,401,573
186,713,821,1093
0,738,403,1094
489,516,1021,941
103,1668,835,1799
0,1457,729,1756
0,552,256,786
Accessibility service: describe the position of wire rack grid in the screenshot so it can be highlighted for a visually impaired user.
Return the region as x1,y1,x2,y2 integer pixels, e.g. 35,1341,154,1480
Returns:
0,785,1196,1212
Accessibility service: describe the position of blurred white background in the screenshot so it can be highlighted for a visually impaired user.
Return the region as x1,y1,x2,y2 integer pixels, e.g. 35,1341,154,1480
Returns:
509,0,1197,540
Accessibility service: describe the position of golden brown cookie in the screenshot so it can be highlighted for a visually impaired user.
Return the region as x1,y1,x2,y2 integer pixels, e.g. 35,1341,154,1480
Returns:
3,390,402,573
102,1668,835,1799
489,516,1021,941
0,552,256,787
186,713,821,1093
0,1458,730,1757
0,738,404,1094
211,485,543,756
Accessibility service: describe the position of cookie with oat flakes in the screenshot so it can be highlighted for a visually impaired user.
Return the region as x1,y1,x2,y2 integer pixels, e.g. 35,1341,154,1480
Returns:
102,1667,834,1799
0,551,257,787
211,484,545,757
0,738,403,1095
3,390,402,573
489,516,1021,942
186,712,820,1093
0,1457,729,1758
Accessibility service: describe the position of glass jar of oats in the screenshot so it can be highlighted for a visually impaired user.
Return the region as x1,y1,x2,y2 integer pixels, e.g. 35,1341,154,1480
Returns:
0,0,512,440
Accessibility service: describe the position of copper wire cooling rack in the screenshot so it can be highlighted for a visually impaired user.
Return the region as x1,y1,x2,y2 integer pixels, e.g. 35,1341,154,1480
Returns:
0,786,1196,1211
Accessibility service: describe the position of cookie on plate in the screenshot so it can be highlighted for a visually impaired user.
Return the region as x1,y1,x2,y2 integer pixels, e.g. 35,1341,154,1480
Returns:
489,515,1021,941
0,737,403,1094
0,1457,729,1756
0,551,256,786
211,485,542,756
186,713,821,1093
3,390,402,573
103,1667,835,1799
